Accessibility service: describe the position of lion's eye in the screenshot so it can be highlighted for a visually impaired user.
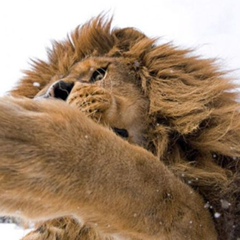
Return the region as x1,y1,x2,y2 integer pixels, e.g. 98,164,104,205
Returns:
90,68,107,83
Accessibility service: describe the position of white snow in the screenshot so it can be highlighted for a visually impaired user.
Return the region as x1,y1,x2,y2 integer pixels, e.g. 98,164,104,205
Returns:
214,212,221,218
220,199,231,209
33,82,41,88
0,224,30,240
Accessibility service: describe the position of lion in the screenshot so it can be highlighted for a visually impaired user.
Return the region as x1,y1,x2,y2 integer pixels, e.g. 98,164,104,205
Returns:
0,16,239,240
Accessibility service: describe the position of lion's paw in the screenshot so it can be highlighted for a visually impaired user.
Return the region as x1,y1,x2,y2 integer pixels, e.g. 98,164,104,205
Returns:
67,84,114,122
21,218,109,240
22,227,63,240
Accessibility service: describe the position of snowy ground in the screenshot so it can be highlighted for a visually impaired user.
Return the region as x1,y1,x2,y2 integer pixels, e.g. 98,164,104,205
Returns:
0,224,30,240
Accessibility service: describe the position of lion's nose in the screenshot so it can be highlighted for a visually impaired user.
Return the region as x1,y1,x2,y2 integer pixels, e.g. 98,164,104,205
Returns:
46,81,74,101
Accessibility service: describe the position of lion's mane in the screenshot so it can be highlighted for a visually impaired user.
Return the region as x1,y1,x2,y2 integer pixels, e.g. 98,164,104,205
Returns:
11,16,240,239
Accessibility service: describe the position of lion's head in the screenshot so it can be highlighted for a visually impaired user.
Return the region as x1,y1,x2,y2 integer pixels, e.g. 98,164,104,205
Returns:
11,16,240,239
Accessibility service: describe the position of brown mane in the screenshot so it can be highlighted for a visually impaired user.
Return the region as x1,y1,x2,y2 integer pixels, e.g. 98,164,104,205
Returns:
11,16,240,239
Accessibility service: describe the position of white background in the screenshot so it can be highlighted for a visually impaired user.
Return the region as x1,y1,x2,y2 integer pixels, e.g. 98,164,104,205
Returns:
0,0,239,239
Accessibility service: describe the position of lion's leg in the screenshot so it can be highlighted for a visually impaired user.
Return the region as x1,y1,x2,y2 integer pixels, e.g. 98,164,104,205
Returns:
0,97,217,239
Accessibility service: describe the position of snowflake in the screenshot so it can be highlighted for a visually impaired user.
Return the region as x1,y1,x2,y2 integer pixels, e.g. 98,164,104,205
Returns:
33,82,40,87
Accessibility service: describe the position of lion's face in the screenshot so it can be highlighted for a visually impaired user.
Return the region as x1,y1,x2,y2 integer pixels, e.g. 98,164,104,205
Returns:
35,57,149,145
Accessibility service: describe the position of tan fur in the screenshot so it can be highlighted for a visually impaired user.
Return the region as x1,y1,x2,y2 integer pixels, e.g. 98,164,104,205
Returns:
0,16,239,239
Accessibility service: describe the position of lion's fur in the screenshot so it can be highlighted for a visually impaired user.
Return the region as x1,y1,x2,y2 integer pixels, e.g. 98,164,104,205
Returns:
10,16,240,239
